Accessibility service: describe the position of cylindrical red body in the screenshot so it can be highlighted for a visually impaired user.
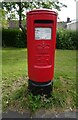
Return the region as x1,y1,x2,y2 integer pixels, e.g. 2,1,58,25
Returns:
27,9,57,83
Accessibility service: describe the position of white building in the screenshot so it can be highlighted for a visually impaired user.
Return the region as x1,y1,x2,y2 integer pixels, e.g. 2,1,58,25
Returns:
67,19,78,30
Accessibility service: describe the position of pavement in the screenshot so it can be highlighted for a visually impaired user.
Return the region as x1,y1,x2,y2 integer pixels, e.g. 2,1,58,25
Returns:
0,109,78,119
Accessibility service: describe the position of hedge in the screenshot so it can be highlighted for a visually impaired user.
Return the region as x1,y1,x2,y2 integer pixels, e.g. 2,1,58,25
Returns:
2,28,77,49
2,29,26,48
56,29,77,50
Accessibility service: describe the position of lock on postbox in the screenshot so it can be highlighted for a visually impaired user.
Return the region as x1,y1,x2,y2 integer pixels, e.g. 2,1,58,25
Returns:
27,9,57,95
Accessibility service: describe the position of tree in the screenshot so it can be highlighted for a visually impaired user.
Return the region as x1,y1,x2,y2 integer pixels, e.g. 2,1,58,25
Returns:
2,1,67,33
0,8,8,28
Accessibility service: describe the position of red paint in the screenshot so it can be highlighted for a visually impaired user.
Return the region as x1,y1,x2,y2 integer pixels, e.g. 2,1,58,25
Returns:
27,9,57,83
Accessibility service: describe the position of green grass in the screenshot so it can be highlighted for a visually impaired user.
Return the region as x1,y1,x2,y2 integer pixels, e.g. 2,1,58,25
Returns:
2,48,77,112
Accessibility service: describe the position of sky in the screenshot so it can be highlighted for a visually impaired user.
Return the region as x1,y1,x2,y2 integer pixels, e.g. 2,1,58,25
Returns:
57,0,76,22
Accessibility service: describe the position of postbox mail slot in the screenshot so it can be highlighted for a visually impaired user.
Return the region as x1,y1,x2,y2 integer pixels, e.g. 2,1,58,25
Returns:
34,20,53,24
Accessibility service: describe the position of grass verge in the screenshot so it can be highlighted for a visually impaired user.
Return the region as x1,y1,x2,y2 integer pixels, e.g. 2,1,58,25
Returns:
2,48,77,112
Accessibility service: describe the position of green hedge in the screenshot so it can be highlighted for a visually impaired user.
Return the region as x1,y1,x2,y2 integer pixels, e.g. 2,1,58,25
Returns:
56,29,77,50
2,28,77,49
2,29,26,48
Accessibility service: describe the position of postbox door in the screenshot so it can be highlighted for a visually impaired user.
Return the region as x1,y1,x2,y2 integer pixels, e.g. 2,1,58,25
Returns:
34,21,54,67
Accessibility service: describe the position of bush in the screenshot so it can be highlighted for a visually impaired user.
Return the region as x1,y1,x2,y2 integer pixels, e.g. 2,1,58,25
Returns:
56,29,77,50
2,29,26,48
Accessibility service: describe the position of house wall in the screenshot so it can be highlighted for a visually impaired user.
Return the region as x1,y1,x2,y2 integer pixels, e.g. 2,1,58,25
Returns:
8,20,19,29
8,20,26,29
67,21,78,30
57,22,67,29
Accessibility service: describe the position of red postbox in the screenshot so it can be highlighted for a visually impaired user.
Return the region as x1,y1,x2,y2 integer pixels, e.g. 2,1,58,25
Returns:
27,9,57,95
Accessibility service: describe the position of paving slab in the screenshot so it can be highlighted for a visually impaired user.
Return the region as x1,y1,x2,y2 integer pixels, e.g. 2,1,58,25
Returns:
56,111,76,118
2,110,30,118
32,109,77,118
1,110,78,119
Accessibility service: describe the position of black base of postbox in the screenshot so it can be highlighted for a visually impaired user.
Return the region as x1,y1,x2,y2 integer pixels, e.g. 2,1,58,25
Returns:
28,79,53,96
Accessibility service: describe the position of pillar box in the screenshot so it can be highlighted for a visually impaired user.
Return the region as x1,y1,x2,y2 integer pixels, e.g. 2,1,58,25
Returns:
27,9,57,95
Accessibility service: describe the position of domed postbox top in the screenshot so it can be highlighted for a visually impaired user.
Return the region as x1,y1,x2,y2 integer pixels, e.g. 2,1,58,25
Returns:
27,9,57,16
